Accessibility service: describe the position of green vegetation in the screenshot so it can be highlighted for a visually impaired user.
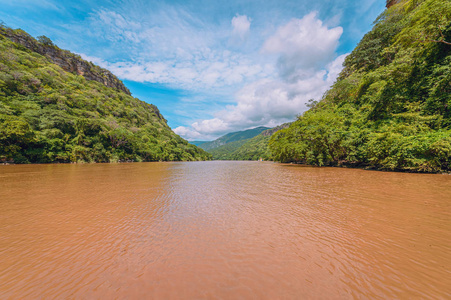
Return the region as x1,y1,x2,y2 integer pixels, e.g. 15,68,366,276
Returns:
199,126,269,151
211,134,272,160
0,26,210,163
209,124,289,160
269,0,451,172
209,139,248,160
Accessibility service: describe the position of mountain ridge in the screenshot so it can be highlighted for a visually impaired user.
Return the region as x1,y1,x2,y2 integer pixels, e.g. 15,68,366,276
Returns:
0,26,131,95
199,126,270,151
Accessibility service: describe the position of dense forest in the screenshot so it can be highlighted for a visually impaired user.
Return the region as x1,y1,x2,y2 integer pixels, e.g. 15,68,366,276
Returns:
268,0,451,172
0,25,211,163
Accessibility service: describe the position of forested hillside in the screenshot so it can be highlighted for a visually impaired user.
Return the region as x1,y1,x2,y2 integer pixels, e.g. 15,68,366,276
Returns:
0,25,211,163
269,0,451,172
210,124,289,160
199,126,269,151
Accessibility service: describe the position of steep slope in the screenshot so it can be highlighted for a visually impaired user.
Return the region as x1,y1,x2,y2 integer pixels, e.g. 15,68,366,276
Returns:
269,0,451,172
0,25,211,163
200,126,269,151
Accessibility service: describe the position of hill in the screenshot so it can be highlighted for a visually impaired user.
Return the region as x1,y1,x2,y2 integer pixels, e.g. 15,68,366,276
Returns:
199,126,269,151
0,25,211,163
210,123,289,160
269,0,451,172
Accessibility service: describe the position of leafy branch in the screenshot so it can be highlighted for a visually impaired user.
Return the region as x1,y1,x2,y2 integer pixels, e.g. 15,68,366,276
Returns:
419,24,451,45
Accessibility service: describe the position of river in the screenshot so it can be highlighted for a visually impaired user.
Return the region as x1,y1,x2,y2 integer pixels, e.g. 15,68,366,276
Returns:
1,161,450,298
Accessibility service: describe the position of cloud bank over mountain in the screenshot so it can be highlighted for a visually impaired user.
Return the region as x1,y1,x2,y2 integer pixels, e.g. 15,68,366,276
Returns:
174,13,347,140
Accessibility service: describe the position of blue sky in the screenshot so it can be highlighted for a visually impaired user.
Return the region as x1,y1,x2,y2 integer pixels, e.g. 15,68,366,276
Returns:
0,0,385,140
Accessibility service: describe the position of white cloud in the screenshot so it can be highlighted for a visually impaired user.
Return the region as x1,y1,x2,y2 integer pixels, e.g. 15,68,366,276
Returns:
231,14,251,43
176,13,346,140
80,54,270,92
175,56,348,140
262,12,343,81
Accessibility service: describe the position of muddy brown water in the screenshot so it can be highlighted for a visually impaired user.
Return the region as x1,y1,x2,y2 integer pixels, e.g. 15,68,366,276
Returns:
1,161,450,299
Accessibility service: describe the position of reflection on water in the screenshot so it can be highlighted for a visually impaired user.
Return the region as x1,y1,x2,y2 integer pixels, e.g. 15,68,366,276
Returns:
1,162,450,298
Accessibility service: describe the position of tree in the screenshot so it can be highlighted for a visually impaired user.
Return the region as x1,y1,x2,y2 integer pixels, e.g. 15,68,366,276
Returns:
0,118,35,162
37,35,54,46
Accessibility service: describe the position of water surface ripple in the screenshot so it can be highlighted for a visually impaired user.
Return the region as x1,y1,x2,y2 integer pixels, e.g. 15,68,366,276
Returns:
1,161,450,298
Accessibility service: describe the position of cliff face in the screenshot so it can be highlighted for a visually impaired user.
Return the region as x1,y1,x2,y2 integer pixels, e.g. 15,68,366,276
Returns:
386,0,401,8
0,27,131,95
261,123,290,137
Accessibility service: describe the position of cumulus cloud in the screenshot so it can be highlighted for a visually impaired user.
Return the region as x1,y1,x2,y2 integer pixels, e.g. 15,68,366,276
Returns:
175,13,346,140
174,55,347,140
230,14,251,43
262,12,343,81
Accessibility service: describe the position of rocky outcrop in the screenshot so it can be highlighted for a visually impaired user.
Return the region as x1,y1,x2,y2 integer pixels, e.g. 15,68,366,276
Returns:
261,123,290,137
386,0,401,8
0,27,131,95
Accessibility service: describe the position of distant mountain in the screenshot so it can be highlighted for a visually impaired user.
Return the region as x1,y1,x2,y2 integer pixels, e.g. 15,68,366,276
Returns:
199,126,269,151
189,141,208,147
209,123,290,160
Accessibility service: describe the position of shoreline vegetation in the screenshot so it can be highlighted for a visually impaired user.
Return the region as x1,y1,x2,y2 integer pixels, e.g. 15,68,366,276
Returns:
1,0,450,173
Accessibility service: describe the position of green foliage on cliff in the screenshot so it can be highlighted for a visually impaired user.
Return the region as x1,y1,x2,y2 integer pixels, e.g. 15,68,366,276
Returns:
269,0,451,172
0,27,211,163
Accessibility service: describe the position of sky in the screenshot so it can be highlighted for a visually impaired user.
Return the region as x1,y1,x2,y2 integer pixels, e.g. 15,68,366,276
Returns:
0,0,385,140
